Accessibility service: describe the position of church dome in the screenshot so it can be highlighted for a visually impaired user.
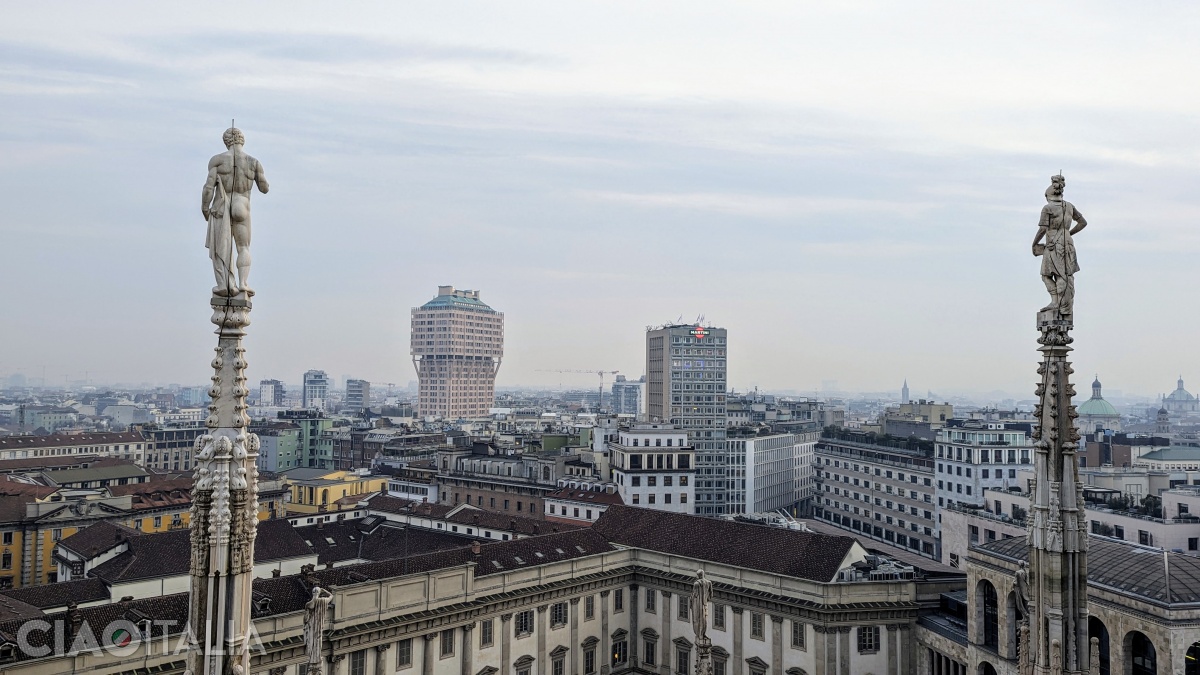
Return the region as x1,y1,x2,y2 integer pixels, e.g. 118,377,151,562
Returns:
1078,397,1118,417
1166,377,1194,401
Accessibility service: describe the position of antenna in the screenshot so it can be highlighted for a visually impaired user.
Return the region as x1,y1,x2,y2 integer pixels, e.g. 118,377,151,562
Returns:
232,118,235,129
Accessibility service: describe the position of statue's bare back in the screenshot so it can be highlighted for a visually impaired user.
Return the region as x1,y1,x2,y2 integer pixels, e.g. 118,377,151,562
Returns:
202,127,268,298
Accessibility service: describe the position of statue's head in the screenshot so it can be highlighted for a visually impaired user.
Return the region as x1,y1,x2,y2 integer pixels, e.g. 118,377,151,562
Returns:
223,127,246,148
696,569,705,579
1045,174,1065,201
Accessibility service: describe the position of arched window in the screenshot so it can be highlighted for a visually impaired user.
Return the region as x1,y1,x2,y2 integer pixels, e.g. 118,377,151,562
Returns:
1006,590,1023,660
321,488,329,505
979,663,998,675
1088,616,1110,675
543,466,551,480
1127,631,1156,675
1186,641,1200,675
976,580,999,650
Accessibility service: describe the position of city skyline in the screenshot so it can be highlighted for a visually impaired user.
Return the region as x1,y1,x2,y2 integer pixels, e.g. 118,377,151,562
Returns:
3,3,1198,396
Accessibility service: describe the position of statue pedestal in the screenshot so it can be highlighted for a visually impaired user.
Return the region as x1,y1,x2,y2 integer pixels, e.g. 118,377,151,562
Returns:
694,637,713,675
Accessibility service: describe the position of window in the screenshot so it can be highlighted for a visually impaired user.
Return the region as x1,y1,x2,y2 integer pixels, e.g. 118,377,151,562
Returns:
440,628,454,656
714,657,727,675
612,639,628,666
614,589,624,612
858,626,880,653
552,654,565,675
350,650,366,675
676,647,691,674
584,647,596,674
0,532,10,545
153,516,162,528
1114,525,1124,540
643,639,657,665
791,621,806,649
1189,538,1198,551
750,612,764,639
515,610,534,636
396,638,412,668
678,595,690,621
585,595,595,619
0,552,9,570
52,529,63,541
712,603,725,630
480,619,494,647
551,602,568,626
646,590,657,613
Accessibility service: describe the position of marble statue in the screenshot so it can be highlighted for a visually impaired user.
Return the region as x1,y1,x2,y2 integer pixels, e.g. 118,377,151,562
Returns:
202,127,269,298
689,569,712,642
1015,561,1031,616
1032,174,1087,315
304,586,334,671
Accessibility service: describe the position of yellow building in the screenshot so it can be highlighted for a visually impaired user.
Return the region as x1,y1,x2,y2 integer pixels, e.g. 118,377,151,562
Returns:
0,473,288,588
282,467,388,516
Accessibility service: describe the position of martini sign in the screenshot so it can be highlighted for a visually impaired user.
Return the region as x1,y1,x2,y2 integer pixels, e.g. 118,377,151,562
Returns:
689,325,709,340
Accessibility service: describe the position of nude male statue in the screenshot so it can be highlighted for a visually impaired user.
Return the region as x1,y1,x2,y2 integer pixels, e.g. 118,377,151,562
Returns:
202,127,268,298
1031,174,1086,315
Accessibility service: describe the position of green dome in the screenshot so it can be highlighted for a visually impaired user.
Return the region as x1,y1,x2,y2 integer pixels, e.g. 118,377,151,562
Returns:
1078,397,1118,417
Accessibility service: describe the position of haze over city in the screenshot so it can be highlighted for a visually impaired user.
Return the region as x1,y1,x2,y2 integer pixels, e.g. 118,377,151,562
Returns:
3,2,1197,398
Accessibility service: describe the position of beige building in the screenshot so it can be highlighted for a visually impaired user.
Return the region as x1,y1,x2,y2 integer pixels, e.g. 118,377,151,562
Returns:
411,286,505,419
0,505,964,675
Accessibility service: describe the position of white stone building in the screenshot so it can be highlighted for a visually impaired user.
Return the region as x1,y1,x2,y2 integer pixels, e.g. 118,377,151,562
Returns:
726,428,817,514
935,420,1034,509
610,425,696,513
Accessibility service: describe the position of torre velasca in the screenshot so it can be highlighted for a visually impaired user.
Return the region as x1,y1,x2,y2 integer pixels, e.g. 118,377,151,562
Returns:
411,286,505,420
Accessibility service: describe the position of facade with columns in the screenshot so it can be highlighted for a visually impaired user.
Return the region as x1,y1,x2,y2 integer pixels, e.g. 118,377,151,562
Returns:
0,506,963,675
915,533,1200,675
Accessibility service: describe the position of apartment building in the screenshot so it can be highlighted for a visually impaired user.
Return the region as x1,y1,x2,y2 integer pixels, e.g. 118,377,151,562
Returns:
726,426,818,514
434,442,566,518
0,431,148,464
934,419,1034,509
609,424,696,513
814,430,940,559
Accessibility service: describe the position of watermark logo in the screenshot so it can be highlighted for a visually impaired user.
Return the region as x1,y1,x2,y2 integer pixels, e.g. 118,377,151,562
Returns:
14,619,265,660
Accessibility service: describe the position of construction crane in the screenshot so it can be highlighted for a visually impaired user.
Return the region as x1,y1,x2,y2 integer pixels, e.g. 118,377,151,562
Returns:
536,369,620,412
370,382,397,396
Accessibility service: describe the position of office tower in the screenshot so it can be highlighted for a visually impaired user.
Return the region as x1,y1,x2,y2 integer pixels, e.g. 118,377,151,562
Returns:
411,286,504,419
302,370,329,410
902,378,910,404
259,379,285,407
645,323,728,515
345,379,370,413
610,375,645,416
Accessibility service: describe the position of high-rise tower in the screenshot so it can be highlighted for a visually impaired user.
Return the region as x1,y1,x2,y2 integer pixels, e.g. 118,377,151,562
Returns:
646,323,728,515
301,369,329,410
411,286,504,419
901,378,910,404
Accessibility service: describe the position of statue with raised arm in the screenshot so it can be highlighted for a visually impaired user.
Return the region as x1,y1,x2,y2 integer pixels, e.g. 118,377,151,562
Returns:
1032,174,1086,315
202,126,268,298
303,586,334,673
689,569,713,642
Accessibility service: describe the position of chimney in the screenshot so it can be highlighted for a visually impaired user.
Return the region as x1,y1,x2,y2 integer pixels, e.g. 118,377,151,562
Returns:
271,568,281,578
470,540,481,555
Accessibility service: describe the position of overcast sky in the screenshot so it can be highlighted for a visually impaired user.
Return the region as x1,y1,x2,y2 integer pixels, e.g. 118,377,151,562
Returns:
1,2,1197,399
